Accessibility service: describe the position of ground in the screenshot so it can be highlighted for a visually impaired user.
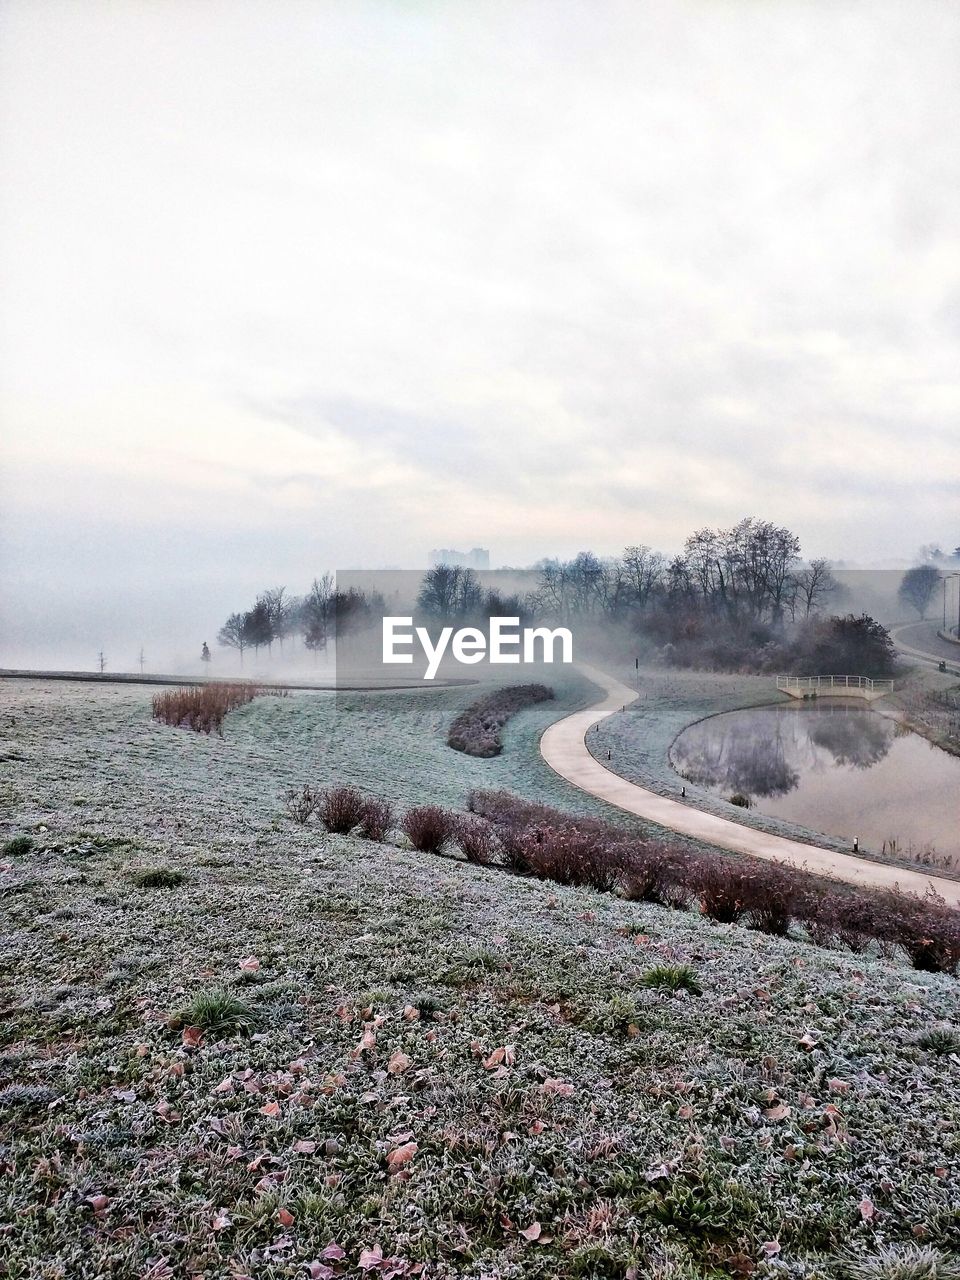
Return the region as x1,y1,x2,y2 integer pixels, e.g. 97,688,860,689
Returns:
2,679,960,1279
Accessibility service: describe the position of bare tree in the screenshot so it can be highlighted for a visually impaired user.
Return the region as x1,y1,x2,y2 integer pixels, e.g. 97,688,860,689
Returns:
302,574,334,658
620,545,667,611
789,558,839,619
217,612,249,667
417,565,482,618
898,565,941,620
98,651,106,674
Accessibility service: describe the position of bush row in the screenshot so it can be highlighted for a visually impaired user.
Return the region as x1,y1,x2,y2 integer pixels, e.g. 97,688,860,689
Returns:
446,683,555,757
284,783,960,975
468,789,960,974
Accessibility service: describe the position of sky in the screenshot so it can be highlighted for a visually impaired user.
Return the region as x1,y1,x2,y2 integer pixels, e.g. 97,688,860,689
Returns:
1,0,959,668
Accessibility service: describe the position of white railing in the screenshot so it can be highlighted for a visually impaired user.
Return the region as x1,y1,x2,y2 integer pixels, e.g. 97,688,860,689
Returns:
776,674,894,693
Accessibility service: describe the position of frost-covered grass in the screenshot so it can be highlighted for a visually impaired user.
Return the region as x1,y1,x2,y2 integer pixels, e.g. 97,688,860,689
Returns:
2,679,960,1278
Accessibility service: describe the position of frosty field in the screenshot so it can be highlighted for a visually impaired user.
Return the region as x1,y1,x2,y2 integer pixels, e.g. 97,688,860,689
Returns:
2,678,960,1280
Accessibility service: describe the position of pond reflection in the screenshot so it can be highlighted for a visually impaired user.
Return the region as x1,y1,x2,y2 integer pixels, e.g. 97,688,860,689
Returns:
673,703,893,798
671,702,960,861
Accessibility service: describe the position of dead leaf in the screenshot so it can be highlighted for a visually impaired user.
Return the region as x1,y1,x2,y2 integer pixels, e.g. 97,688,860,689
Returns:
212,1209,232,1231
358,1246,384,1271
763,1104,791,1122
482,1045,515,1069
387,1050,412,1075
239,956,261,972
386,1141,418,1172
259,1101,281,1117
293,1139,317,1154
541,1078,574,1097
519,1222,542,1242
859,1197,875,1221
277,1206,295,1226
181,1025,203,1049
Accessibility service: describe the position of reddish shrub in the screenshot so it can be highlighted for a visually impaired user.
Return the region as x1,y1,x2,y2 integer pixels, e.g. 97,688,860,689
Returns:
465,788,960,978
496,822,534,874
696,861,752,924
519,825,623,891
622,843,691,909
448,685,554,758
883,891,960,974
357,798,394,842
402,805,455,853
454,816,497,865
318,785,366,834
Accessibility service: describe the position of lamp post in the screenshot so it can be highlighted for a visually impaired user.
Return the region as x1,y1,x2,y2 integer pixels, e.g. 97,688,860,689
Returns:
944,572,960,638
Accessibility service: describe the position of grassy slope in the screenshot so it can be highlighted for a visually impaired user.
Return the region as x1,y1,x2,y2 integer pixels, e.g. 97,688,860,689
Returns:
1,681,960,1279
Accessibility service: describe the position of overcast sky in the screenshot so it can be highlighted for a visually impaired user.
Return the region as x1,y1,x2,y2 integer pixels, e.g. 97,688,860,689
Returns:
1,1,958,666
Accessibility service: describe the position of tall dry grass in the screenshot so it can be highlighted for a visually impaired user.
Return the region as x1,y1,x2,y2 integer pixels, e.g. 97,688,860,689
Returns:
152,682,263,735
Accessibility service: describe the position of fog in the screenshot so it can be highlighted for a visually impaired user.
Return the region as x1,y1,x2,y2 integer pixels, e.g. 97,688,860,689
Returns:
2,1,958,668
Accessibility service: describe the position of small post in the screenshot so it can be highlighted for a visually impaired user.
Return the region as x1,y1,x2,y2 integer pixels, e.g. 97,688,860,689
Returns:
853,837,859,853
607,749,611,760
681,786,686,798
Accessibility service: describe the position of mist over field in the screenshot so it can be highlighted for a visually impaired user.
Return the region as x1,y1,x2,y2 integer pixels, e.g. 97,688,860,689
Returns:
2,0,959,669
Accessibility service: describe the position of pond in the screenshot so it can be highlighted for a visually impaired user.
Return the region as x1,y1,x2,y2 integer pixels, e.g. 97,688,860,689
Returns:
671,701,960,866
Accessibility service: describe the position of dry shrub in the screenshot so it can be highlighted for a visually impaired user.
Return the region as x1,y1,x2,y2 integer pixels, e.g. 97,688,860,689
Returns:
454,815,497,865
358,797,394,842
496,822,533,874
521,825,627,892
152,682,262,734
284,784,320,824
883,890,960,974
402,805,455,853
622,843,691,909
696,861,752,924
318,785,366,834
448,684,554,758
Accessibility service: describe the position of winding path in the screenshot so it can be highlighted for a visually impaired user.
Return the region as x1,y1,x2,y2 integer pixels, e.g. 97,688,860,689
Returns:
539,664,960,905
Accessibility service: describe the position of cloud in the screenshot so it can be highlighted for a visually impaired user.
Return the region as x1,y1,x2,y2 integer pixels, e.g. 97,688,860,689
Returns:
1,0,959,664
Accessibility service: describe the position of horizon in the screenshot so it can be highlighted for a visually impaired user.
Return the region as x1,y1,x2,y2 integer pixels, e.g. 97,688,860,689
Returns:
2,1,959,666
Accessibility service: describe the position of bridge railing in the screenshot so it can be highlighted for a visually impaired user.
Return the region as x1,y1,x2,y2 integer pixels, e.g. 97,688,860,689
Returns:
776,674,895,694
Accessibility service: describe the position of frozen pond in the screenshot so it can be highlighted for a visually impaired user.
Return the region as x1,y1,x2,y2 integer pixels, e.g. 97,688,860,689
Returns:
671,701,960,864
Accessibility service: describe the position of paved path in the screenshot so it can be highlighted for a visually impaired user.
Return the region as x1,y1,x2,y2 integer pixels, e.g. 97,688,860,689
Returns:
540,664,960,905
891,622,960,670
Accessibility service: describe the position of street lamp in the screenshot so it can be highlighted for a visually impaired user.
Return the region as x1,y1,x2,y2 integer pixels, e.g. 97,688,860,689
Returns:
943,572,960,638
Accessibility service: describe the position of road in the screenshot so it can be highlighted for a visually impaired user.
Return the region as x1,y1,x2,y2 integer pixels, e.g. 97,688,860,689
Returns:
890,621,960,670
539,663,960,905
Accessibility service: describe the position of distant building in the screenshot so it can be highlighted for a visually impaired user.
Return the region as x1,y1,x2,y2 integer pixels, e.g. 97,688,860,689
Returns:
428,547,490,571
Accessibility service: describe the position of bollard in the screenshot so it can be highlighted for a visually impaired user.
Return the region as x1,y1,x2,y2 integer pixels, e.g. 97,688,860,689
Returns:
681,786,686,798
853,837,859,853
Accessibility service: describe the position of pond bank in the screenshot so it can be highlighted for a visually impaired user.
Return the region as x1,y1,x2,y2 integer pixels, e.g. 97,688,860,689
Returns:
582,663,960,879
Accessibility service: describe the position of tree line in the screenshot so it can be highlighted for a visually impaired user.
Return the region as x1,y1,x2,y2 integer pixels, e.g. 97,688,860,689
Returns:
217,577,386,664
